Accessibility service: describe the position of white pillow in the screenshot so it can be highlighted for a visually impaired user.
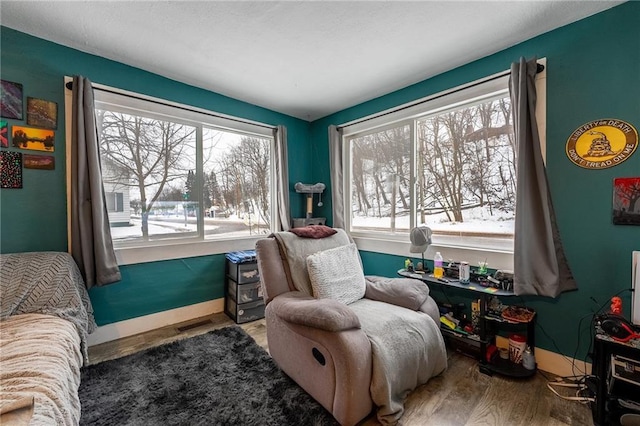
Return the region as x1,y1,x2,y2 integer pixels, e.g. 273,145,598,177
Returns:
306,243,366,305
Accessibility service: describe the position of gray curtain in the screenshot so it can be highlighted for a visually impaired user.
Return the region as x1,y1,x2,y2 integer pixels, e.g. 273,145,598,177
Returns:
70,76,121,288
510,58,576,297
328,125,345,229
274,125,291,231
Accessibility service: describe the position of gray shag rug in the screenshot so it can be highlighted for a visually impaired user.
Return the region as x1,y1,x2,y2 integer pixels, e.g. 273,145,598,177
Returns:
79,326,339,425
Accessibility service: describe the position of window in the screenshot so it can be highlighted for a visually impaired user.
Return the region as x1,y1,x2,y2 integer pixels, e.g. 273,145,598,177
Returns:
342,66,546,264
76,83,277,263
105,192,124,213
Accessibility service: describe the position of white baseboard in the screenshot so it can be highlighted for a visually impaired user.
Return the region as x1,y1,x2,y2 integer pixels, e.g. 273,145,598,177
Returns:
88,298,225,346
89,299,592,379
534,346,592,379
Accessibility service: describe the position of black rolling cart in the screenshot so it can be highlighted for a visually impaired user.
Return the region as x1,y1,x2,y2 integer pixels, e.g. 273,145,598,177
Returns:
225,250,265,324
398,269,537,378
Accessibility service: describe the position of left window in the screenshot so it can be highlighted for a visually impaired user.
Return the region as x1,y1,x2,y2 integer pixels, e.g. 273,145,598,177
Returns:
66,80,277,263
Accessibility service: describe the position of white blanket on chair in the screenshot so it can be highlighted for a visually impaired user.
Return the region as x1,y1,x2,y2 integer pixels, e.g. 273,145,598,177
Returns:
349,299,447,425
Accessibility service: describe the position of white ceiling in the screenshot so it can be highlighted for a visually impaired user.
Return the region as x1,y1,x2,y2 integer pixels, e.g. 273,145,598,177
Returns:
0,1,624,121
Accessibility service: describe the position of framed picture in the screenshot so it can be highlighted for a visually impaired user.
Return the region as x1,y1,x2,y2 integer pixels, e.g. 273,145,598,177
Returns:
0,80,24,120
12,125,54,152
0,121,7,147
613,177,640,226
0,151,22,188
27,97,58,129
23,153,55,170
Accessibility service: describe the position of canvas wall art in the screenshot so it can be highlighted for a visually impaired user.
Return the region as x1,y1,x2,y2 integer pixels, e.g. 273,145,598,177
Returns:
27,97,58,129
0,151,22,188
23,153,55,170
12,125,55,152
613,177,640,226
0,121,7,147
0,80,24,120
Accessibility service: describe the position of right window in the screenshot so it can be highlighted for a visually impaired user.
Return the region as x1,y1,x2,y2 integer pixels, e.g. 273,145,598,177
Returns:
415,93,515,250
343,71,536,254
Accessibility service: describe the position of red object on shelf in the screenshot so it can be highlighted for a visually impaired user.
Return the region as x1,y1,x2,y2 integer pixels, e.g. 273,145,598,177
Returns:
610,296,623,315
508,334,527,364
486,344,498,363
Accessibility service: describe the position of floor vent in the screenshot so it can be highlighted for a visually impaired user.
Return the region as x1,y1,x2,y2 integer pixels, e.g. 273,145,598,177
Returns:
177,319,212,333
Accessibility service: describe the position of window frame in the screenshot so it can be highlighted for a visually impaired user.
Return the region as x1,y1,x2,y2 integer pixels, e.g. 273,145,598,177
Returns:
340,61,546,271
64,77,278,265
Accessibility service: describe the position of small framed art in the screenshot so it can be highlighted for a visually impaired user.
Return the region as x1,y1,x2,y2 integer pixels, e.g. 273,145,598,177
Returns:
0,151,23,188
27,97,58,129
12,125,54,152
23,154,55,170
0,80,24,120
613,177,640,226
0,121,7,147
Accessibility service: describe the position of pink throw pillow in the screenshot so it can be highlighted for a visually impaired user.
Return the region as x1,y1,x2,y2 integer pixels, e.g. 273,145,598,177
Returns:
289,225,338,239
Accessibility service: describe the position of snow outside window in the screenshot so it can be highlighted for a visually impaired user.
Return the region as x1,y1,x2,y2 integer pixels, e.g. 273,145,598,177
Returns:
342,66,546,270
77,83,277,264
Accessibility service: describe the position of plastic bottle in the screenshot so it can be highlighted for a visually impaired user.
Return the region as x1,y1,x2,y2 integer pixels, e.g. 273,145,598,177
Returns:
522,346,536,370
434,252,444,279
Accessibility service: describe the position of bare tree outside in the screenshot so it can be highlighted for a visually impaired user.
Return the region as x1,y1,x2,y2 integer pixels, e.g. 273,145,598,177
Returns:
97,110,196,240
203,128,271,235
350,124,411,232
94,92,275,247
349,94,516,239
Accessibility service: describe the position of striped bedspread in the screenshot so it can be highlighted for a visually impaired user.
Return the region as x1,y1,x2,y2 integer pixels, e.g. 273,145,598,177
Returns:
0,251,96,362
0,313,83,425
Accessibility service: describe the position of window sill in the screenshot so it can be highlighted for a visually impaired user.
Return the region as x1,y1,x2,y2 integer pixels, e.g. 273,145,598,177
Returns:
114,236,264,266
353,235,514,271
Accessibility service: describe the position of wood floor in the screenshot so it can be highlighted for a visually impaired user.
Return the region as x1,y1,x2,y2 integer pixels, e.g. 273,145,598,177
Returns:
88,313,593,426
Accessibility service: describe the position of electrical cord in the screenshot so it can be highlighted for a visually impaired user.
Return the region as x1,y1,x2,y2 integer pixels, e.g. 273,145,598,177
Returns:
534,320,589,377
522,288,633,406
516,297,594,404
519,289,631,379
546,379,595,404
515,295,590,377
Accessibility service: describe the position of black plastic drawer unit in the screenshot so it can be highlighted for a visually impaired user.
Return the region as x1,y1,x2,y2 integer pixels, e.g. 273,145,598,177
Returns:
227,279,263,304
225,251,264,324
227,259,260,284
225,296,265,324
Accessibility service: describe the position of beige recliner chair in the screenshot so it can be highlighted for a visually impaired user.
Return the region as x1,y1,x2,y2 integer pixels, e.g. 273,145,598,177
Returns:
256,228,447,426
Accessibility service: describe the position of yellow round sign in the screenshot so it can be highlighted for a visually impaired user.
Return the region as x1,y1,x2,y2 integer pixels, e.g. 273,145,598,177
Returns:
566,119,638,169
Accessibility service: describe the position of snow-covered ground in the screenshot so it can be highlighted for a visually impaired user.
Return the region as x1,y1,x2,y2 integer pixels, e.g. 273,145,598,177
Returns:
109,214,266,242
352,206,515,235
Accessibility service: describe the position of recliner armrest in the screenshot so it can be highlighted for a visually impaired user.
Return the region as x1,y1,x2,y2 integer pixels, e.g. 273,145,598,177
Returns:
364,275,430,311
269,292,361,332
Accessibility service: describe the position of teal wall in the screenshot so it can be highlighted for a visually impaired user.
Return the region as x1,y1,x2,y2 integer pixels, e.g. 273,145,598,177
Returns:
0,27,311,325
310,2,640,359
1,3,638,360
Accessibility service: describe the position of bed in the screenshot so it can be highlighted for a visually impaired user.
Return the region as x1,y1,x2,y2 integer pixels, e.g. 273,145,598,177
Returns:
0,251,97,425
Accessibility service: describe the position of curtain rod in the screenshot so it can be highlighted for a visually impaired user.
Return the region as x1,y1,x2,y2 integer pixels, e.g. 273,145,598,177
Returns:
337,63,544,130
65,81,276,131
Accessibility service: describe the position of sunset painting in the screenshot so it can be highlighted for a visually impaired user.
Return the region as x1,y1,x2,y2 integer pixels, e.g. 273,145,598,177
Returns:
12,125,55,152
